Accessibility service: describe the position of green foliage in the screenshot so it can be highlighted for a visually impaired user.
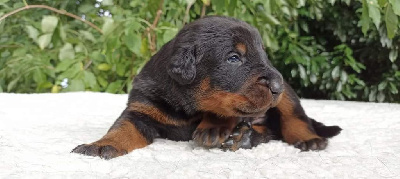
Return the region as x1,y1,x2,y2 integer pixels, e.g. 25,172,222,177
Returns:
0,0,399,102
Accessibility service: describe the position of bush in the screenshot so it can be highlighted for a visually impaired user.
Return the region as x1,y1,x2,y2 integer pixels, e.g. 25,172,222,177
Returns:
0,0,399,102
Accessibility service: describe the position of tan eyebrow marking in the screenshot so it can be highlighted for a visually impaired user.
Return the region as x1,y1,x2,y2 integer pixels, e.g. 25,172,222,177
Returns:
235,43,247,55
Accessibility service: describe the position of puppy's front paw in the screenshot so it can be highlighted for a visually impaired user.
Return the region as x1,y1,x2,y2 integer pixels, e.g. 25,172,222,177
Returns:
221,121,252,151
71,143,127,160
293,138,328,151
192,127,231,148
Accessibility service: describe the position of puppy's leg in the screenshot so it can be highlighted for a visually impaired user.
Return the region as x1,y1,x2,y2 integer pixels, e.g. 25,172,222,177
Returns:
72,109,157,160
192,113,240,148
221,120,275,151
276,83,333,151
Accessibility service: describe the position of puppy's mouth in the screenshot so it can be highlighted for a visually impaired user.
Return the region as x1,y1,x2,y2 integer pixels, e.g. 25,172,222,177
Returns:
196,77,282,117
233,107,269,117
239,85,273,110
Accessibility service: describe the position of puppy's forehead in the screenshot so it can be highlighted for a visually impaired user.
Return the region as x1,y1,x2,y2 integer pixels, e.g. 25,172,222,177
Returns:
229,25,262,51
178,17,264,53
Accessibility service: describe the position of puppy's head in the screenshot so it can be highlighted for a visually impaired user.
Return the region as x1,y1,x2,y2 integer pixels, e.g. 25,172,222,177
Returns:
167,16,284,117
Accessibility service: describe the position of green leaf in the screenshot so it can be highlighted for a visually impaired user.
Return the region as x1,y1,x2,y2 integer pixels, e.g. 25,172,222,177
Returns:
378,81,387,90
336,81,343,92
385,4,398,39
369,88,377,101
377,91,385,102
26,25,39,41
389,0,400,16
126,78,133,93
125,20,142,32
37,33,52,50
367,0,381,29
202,0,210,6
328,0,336,5
298,64,306,80
102,0,114,6
340,71,348,82
298,0,306,7
97,76,108,88
106,81,123,93
90,51,105,62
51,85,61,93
389,82,398,94
163,28,178,43
212,0,225,13
378,0,386,7
0,12,4,28
102,18,114,35
83,71,97,88
67,79,85,91
59,43,75,60
331,66,340,79
12,2,23,8
33,69,46,83
389,49,398,62
228,0,237,16
55,59,76,72
58,63,82,79
59,25,67,41
260,13,280,25
74,43,86,53
98,63,111,71
140,37,149,56
7,77,20,92
106,36,121,54
41,15,59,33
78,4,95,13
12,48,26,57
125,30,142,55
116,63,126,77
37,82,53,91
361,0,371,35
79,30,96,42
310,74,317,84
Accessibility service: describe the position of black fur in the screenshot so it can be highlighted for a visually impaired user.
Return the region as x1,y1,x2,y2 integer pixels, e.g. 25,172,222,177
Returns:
72,16,341,159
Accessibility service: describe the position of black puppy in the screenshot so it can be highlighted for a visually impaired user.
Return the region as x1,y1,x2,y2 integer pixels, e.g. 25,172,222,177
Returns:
72,16,341,159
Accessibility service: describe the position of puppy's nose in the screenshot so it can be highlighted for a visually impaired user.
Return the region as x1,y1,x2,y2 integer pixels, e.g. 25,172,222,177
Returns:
257,76,284,95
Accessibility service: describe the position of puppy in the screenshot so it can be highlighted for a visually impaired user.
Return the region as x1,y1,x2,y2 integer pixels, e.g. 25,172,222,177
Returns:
72,16,341,159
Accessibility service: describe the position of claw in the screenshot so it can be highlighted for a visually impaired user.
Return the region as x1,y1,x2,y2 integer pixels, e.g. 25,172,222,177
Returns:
293,138,328,151
223,139,234,147
231,130,241,137
220,121,254,151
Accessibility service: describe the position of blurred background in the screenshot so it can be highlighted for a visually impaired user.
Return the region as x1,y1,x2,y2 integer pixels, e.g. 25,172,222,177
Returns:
0,0,399,103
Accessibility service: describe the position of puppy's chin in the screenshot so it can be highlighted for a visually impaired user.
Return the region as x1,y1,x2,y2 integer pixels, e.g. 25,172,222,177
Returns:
239,85,273,111
233,106,270,117
195,79,278,117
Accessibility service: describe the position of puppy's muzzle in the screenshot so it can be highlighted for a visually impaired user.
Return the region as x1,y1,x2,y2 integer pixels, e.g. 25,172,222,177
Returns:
256,69,284,98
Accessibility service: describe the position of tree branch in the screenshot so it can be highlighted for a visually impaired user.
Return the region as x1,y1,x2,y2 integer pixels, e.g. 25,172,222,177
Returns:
201,1,210,18
183,1,195,24
201,4,206,18
0,4,103,34
147,0,164,53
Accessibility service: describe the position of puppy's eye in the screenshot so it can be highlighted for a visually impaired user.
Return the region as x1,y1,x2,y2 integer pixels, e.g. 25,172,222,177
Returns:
227,55,242,64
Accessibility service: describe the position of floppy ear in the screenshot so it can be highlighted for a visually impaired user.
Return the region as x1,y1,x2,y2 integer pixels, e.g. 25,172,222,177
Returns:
167,46,198,85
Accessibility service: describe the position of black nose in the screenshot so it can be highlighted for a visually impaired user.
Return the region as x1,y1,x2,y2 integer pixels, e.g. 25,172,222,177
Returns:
257,75,284,95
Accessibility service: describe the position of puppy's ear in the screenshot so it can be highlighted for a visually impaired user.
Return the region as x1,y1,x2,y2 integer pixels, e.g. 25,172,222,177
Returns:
167,46,199,85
